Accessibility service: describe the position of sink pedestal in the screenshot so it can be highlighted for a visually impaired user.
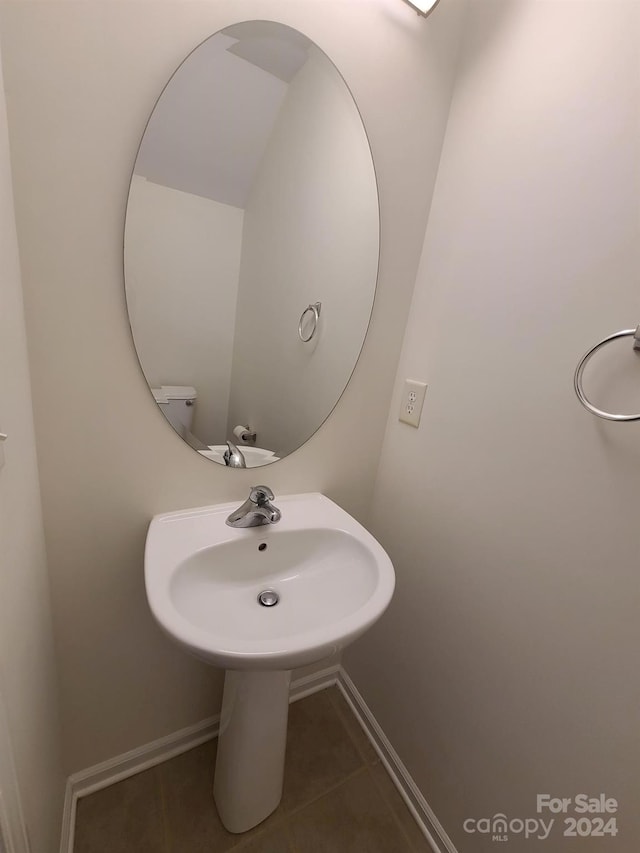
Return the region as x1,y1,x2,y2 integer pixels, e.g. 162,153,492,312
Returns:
213,669,291,833
145,493,395,833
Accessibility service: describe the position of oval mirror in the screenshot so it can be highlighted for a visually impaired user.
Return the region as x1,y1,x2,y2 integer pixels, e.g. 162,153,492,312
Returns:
124,21,379,468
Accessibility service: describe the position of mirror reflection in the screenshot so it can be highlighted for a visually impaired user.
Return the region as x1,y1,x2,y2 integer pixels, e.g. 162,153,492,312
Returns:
124,21,379,467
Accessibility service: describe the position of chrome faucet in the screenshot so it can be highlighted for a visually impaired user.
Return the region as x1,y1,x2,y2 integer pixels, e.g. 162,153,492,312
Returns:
223,440,246,468
226,485,281,528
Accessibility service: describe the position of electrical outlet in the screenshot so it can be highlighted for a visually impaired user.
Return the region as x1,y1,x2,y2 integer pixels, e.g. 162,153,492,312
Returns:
399,379,427,428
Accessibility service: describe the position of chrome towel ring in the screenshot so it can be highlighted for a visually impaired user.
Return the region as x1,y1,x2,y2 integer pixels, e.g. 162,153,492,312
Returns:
574,326,640,421
298,302,322,343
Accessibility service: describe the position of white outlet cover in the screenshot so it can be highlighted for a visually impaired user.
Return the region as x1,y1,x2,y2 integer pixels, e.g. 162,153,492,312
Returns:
399,379,427,428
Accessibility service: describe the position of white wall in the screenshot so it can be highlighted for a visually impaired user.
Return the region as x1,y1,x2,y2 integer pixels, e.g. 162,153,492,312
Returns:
0,41,63,853
228,45,379,456
134,29,290,209
125,175,244,443
0,0,466,775
346,2,640,850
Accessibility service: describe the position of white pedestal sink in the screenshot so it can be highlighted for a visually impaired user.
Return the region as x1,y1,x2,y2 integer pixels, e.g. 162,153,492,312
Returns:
144,492,394,833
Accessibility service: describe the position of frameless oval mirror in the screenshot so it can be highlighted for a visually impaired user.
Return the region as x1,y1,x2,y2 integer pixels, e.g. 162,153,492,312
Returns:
124,21,379,468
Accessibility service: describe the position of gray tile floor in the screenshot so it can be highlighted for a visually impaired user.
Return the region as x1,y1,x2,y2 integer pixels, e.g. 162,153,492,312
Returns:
74,686,431,853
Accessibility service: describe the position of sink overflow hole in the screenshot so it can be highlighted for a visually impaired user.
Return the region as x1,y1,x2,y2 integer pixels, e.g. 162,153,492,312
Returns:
258,543,267,551
258,590,279,607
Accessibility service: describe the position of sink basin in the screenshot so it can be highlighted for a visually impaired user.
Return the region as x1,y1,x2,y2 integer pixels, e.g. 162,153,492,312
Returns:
197,446,281,467
145,492,394,671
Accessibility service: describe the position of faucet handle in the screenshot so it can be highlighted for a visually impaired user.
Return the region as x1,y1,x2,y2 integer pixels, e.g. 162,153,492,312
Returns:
249,485,275,504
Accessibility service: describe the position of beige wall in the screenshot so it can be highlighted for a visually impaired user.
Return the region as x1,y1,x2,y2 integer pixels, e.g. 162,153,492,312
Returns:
0,0,466,775
0,39,63,853
346,1,640,851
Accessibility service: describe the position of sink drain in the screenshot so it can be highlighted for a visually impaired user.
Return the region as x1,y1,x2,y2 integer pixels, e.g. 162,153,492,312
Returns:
258,590,279,607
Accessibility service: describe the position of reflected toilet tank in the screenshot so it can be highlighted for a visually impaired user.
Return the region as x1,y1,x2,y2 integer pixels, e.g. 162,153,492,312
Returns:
152,385,197,433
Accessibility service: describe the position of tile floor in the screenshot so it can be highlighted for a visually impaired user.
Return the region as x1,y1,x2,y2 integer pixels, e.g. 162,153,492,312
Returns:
74,686,431,853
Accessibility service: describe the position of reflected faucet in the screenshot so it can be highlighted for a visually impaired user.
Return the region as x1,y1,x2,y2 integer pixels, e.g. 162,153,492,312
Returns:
226,486,281,528
223,440,246,468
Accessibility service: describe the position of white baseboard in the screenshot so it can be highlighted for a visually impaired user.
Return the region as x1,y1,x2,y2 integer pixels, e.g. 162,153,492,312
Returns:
58,781,74,853
289,663,340,702
59,664,340,853
60,663,456,853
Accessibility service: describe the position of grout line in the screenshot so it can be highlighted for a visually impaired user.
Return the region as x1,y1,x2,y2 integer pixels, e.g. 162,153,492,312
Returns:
285,765,368,820
329,684,422,851
226,815,287,852
282,688,369,818
71,677,434,853
225,745,369,847
326,685,376,767
337,671,454,853
284,818,299,853
220,689,370,849
155,763,172,853
366,764,421,853
67,667,338,809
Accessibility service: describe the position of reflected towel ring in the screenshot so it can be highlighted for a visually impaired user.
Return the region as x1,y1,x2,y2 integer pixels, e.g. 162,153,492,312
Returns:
574,326,640,421
298,302,322,343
